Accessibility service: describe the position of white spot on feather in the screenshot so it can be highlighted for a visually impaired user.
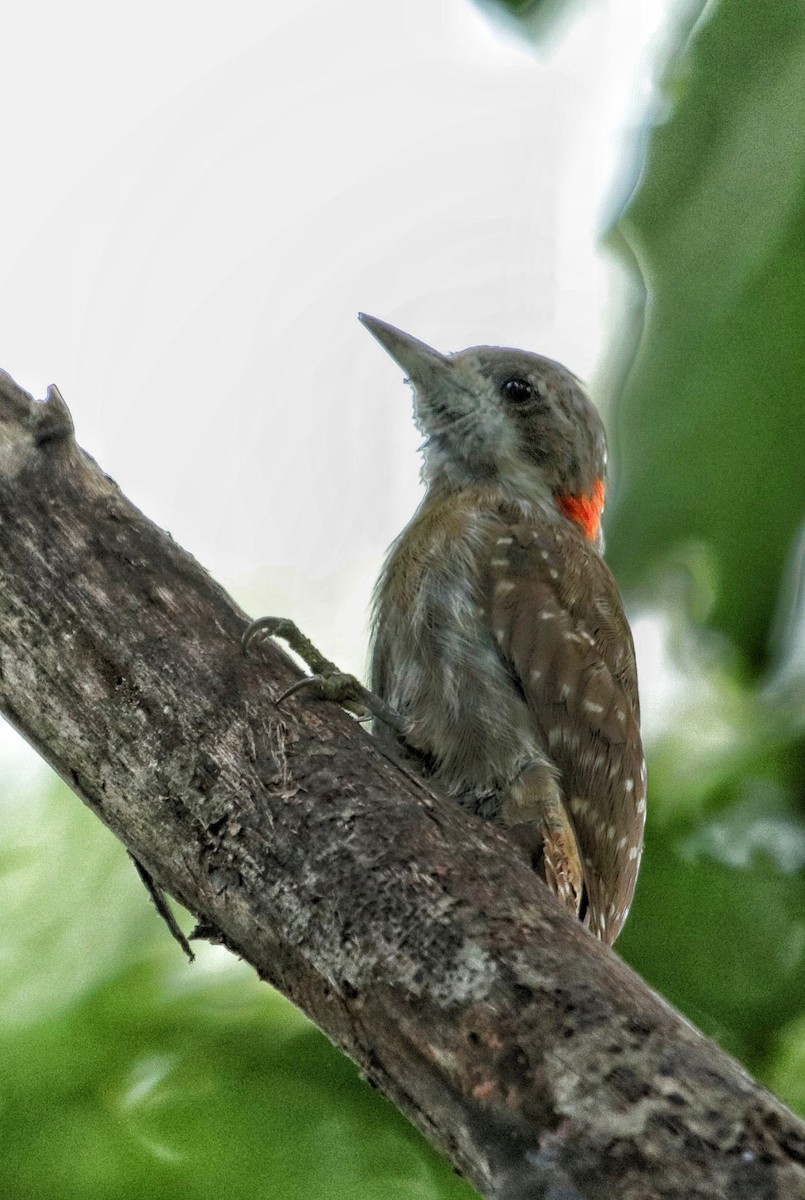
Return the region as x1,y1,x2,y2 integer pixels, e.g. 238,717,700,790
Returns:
583,700,604,714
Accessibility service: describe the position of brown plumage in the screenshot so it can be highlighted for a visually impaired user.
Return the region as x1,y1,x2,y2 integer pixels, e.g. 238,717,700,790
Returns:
488,519,644,942
361,314,645,945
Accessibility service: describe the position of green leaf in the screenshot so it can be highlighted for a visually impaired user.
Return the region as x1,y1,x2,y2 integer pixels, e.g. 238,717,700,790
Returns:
607,1,805,669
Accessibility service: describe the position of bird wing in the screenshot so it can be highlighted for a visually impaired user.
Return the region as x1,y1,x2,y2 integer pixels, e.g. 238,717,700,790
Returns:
487,517,646,944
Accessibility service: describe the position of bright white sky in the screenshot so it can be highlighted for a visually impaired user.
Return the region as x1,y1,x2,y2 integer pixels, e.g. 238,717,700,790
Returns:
1,0,685,768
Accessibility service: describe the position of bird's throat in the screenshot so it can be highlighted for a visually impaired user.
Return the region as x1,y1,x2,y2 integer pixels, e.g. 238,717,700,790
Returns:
556,478,605,541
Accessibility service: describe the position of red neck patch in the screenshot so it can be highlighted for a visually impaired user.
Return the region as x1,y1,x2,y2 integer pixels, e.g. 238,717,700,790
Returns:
556,478,605,541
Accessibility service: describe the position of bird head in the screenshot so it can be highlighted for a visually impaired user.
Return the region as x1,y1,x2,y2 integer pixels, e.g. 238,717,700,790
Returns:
359,313,608,544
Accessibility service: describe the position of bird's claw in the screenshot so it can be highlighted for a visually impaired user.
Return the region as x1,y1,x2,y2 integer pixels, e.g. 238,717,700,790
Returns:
242,615,337,677
275,671,369,715
242,615,407,735
242,616,298,656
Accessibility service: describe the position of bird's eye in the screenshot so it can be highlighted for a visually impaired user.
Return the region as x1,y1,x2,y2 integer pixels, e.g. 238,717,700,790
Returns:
500,377,534,404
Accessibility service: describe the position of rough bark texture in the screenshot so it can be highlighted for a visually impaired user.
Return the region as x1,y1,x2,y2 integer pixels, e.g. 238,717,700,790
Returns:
0,368,803,1200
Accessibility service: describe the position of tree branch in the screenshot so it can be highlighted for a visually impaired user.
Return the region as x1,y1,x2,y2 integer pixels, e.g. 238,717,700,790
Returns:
0,369,803,1200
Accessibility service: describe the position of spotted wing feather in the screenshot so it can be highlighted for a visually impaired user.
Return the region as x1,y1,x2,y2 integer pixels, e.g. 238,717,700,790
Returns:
489,519,646,944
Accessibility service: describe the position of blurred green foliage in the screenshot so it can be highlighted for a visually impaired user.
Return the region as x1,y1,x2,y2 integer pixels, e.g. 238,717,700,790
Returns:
608,2,805,671
0,785,475,1200
604,0,805,1117
473,0,576,38
484,0,537,13
2,1,805,1197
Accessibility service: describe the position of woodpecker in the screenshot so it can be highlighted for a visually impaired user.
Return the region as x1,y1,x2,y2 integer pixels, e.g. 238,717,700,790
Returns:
359,314,645,945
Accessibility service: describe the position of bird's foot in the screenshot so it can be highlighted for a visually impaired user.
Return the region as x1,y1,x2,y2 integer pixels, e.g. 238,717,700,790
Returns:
242,615,407,735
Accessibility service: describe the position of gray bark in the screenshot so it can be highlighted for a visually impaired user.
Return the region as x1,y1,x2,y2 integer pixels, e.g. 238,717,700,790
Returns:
0,367,803,1200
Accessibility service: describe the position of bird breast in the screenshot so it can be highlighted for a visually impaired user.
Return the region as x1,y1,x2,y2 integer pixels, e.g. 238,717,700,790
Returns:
369,489,555,804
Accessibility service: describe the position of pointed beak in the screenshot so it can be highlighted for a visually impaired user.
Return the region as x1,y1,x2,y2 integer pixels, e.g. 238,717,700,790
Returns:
358,314,452,391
